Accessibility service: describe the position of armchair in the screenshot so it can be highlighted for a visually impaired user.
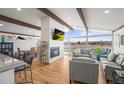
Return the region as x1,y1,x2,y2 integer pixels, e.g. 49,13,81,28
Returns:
69,57,99,84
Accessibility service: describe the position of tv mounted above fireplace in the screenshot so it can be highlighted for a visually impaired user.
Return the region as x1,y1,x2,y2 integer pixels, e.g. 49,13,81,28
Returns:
53,28,65,41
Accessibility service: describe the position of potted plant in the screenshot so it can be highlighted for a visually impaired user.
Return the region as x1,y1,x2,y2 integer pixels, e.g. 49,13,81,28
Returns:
95,48,102,61
0,35,5,43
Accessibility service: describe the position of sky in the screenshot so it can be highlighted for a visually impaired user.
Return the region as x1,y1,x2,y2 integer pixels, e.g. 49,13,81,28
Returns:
64,29,112,42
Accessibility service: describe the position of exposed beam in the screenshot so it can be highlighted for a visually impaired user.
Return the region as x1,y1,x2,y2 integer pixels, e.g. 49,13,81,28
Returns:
0,30,40,37
113,25,124,32
76,8,88,31
76,8,89,48
37,8,73,30
0,15,41,30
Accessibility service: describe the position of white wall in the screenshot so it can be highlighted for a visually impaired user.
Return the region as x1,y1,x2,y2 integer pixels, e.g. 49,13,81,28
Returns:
40,16,65,63
41,16,50,42
6,39,39,53
0,21,41,53
49,18,65,63
113,27,124,54
0,20,41,37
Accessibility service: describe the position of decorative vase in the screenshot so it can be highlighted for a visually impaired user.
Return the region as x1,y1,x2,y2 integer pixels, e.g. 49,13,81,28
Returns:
96,55,101,61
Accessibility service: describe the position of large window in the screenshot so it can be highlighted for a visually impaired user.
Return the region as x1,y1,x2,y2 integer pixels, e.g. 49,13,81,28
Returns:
64,29,86,52
64,29,86,43
88,31,112,41
64,29,112,52
88,36,112,42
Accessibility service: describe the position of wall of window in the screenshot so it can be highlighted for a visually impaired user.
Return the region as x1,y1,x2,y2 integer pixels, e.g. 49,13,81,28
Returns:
64,29,112,52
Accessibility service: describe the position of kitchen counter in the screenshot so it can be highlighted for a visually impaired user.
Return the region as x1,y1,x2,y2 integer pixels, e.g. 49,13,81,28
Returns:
0,53,27,84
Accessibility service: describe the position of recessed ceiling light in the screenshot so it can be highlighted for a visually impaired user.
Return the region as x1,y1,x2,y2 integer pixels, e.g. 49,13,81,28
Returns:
17,8,22,11
0,24,3,26
104,10,110,14
68,17,71,19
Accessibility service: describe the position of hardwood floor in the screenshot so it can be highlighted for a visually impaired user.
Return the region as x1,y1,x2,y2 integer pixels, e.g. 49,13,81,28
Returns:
15,55,107,84
98,64,107,84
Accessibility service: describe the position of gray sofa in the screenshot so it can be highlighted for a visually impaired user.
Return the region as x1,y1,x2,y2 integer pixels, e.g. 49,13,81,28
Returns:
73,48,92,58
69,57,99,84
102,54,124,82
71,49,124,83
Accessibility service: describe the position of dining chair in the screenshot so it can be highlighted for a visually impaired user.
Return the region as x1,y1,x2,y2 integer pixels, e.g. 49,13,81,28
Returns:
30,47,36,57
17,48,25,60
15,55,33,84
13,52,20,59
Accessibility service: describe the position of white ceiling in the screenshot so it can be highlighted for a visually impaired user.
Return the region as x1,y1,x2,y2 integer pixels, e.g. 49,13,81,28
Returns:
48,8,84,28
84,8,124,31
0,20,41,36
0,8,124,35
0,8,45,36
48,8,124,33
0,8,45,27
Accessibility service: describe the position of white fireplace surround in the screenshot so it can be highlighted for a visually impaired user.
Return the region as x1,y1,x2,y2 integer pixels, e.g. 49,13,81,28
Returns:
40,16,65,63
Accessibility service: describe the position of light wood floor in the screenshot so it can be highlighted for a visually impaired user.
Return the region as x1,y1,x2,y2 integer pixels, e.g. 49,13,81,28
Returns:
16,55,107,84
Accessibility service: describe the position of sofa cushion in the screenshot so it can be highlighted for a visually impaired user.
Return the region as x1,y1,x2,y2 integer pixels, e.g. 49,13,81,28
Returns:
73,49,81,54
113,55,119,62
74,54,85,57
115,55,124,65
107,52,115,61
81,54,90,57
121,61,124,65
106,61,118,66
80,49,91,54
72,57,95,63
73,54,82,57
74,54,90,57
102,62,118,69
101,59,117,66
74,49,81,54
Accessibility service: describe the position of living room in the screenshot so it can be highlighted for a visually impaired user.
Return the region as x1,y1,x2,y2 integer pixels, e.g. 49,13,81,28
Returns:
1,0,124,93
0,8,124,84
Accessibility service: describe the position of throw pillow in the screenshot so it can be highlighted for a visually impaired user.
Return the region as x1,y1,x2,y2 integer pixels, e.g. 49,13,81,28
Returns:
80,49,90,54
121,61,124,65
113,55,119,62
107,52,115,61
115,55,124,65
74,49,80,54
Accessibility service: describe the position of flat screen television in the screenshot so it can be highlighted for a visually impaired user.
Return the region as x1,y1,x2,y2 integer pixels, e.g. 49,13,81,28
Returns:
53,28,65,41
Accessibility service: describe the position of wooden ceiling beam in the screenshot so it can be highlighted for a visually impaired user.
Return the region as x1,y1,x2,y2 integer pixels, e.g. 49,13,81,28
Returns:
37,8,73,30
76,8,88,31
0,15,41,30
0,30,40,37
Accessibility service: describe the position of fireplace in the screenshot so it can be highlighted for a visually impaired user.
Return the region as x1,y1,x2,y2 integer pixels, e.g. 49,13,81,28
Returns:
50,47,60,58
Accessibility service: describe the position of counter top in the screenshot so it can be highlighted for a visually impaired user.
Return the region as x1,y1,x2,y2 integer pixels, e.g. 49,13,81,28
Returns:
0,53,27,73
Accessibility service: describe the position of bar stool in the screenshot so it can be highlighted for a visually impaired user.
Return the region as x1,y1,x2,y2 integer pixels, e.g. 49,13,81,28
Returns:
14,55,33,84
